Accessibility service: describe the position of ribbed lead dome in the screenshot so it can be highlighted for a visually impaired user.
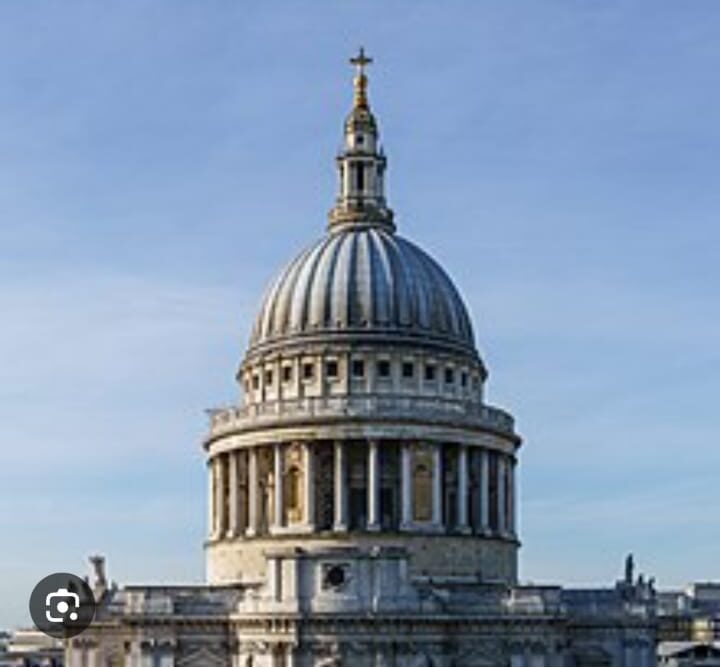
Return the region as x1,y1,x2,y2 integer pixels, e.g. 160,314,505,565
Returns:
248,226,477,357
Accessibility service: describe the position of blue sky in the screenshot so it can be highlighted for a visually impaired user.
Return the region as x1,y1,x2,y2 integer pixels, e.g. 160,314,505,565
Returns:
1,2,719,628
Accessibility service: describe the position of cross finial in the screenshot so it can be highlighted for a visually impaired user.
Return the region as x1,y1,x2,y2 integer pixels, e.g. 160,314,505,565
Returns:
349,47,372,109
350,46,372,76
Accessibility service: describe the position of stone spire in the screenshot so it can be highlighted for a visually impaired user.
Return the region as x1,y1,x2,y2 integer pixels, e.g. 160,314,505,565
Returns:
328,47,395,232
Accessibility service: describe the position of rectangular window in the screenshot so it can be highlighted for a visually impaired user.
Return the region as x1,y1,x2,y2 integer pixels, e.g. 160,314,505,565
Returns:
377,360,391,378
325,360,338,378
402,361,414,379
351,359,365,378
445,367,454,384
461,371,468,387
252,374,260,389
302,362,314,380
282,365,293,383
265,370,273,386
424,364,436,381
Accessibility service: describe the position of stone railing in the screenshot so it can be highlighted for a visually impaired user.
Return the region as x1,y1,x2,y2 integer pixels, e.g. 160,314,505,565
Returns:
207,394,515,438
124,592,173,615
505,587,566,615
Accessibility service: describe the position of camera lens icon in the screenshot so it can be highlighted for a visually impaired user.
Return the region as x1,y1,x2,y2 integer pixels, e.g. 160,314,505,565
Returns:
45,588,80,623
29,573,96,639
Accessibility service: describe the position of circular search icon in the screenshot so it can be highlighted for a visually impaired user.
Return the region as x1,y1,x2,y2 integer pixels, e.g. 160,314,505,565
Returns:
29,572,96,639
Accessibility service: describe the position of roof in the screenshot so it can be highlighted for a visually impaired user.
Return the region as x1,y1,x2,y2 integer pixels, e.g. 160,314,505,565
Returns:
247,226,478,359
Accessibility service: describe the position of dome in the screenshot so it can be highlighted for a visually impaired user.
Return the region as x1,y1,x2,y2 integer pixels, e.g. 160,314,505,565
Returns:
247,225,478,358
245,51,480,364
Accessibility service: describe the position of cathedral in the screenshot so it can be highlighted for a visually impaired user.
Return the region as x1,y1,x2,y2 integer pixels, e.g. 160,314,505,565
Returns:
65,51,660,667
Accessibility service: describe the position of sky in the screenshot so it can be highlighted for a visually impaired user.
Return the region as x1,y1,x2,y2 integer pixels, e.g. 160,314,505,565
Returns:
1,2,719,629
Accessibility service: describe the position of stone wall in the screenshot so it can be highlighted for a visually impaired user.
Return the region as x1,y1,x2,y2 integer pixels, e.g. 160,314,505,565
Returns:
207,533,518,584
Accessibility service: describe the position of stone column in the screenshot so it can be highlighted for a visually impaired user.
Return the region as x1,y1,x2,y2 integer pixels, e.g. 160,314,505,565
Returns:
228,450,239,537
333,440,348,531
497,455,507,535
207,459,215,539
159,646,173,667
127,641,142,667
303,442,315,529
367,439,381,531
401,443,412,529
432,443,442,526
457,444,470,532
523,645,533,667
510,459,517,537
480,449,490,533
215,454,226,538
275,357,283,402
270,645,286,667
246,446,258,537
273,443,284,530
623,643,634,667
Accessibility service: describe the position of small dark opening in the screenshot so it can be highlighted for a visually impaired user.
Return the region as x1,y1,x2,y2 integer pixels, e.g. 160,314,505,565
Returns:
356,163,365,191
325,565,346,588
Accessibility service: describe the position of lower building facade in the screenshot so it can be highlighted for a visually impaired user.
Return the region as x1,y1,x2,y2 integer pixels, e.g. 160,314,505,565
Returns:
67,552,657,667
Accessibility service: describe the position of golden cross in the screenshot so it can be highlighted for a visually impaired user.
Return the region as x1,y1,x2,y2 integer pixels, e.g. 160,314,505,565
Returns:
350,47,372,76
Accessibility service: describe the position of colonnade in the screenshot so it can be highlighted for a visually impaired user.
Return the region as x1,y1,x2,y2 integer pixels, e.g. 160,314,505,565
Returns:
207,440,516,540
